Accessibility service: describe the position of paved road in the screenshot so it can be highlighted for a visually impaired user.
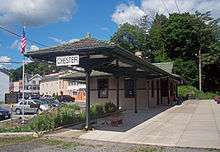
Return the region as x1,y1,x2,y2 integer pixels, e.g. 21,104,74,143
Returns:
78,100,220,149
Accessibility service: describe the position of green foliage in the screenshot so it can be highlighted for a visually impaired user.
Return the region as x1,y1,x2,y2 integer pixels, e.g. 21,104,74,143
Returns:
153,50,171,63
0,125,32,133
173,59,198,86
10,62,61,81
29,104,80,132
178,85,218,99
149,14,168,53
30,112,56,132
178,85,200,97
42,139,81,149
135,147,163,152
111,23,152,60
162,13,217,60
0,136,35,147
104,102,117,113
90,104,105,118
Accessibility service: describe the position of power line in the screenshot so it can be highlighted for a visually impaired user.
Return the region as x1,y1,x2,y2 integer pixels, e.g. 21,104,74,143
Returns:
0,25,48,47
174,0,181,13
160,0,170,15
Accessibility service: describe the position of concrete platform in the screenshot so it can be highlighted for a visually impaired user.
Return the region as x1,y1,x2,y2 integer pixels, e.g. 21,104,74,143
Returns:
78,100,220,149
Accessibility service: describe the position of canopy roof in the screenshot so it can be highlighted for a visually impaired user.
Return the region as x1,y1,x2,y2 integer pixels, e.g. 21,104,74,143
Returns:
25,37,180,80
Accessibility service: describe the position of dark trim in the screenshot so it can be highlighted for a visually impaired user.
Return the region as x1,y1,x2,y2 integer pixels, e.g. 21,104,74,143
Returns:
85,68,91,130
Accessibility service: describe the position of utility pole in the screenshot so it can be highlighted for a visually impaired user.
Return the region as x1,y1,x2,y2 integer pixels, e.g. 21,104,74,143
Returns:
199,47,202,91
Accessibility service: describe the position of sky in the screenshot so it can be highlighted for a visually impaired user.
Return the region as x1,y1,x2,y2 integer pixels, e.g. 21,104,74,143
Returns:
0,0,220,69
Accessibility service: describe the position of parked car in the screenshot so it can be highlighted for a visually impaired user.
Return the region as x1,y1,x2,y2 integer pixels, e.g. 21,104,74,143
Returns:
58,95,75,103
0,107,11,120
13,99,50,115
38,98,61,108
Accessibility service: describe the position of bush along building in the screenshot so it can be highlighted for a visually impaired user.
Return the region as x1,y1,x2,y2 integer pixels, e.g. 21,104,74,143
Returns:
25,36,182,128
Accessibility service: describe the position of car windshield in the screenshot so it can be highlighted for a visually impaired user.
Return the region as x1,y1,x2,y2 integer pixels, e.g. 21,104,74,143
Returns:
33,99,48,105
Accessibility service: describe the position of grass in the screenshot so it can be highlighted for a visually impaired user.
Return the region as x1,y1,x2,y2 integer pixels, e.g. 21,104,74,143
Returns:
134,147,163,152
0,119,32,133
41,138,82,150
0,136,35,147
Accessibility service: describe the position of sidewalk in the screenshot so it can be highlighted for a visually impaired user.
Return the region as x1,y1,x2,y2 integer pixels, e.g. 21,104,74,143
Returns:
78,100,220,149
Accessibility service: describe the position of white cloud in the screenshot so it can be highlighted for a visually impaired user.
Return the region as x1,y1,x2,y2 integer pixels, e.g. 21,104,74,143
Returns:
48,36,65,44
0,0,76,26
0,56,11,68
10,39,19,49
30,45,39,51
112,0,220,26
66,39,80,43
112,3,145,26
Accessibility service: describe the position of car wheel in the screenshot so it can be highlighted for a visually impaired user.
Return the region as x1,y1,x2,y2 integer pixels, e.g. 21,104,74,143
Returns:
15,109,22,115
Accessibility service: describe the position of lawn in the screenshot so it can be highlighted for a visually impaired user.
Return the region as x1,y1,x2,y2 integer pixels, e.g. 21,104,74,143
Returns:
40,138,84,150
134,147,163,152
0,136,35,147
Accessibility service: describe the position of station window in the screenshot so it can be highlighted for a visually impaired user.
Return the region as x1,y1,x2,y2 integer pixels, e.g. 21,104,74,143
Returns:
97,79,109,98
124,79,135,98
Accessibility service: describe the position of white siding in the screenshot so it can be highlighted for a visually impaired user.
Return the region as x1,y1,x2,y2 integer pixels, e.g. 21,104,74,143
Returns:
0,71,9,102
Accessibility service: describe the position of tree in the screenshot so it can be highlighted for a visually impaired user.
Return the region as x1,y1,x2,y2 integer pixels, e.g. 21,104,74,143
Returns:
160,12,220,90
10,62,61,81
148,14,169,62
162,12,219,61
111,23,152,60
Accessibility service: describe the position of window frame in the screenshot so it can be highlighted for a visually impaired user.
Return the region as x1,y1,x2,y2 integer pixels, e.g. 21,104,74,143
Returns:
97,78,109,98
151,80,154,98
124,78,135,98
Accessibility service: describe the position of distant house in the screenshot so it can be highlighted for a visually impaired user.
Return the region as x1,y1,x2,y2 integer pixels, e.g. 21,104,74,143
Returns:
0,69,10,102
40,72,86,102
10,74,42,98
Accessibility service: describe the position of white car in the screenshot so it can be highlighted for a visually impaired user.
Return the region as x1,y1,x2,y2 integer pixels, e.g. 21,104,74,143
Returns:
13,99,50,115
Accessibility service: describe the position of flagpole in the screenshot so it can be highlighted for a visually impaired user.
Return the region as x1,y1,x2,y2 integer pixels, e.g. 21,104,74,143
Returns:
21,26,26,123
22,56,25,123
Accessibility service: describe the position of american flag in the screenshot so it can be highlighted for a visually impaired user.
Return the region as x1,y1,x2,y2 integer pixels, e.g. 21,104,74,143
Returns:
20,27,26,54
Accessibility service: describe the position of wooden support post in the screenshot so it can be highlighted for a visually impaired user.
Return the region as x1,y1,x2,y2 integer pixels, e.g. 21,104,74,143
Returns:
85,69,91,130
199,47,202,91
115,60,120,110
134,78,137,113
167,78,170,105
116,76,120,110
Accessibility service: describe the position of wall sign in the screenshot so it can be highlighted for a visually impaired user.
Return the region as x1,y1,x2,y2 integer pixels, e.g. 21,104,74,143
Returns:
56,55,79,66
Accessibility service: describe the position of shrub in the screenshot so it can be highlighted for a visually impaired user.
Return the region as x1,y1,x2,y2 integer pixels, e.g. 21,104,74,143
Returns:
104,102,117,113
29,112,56,132
29,104,82,133
178,85,218,99
60,104,80,111
90,104,105,119
79,112,86,121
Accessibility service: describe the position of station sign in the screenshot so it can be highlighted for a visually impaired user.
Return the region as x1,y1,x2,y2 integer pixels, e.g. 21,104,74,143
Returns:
56,55,79,66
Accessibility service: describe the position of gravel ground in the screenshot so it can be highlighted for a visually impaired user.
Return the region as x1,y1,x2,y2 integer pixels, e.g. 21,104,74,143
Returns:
0,137,219,152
